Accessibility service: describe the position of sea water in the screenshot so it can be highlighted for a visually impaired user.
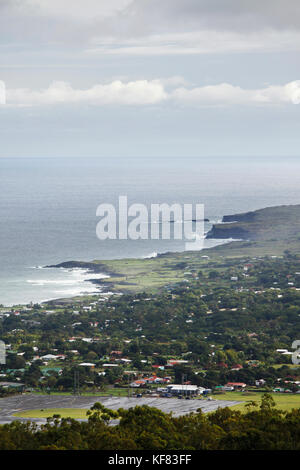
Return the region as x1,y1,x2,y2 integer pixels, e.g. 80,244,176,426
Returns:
0,155,299,306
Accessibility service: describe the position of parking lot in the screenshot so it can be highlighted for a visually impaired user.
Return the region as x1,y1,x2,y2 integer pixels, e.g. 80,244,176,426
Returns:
0,394,240,425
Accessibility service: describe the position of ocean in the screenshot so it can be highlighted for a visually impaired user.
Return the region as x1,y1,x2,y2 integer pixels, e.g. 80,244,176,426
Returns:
0,155,300,306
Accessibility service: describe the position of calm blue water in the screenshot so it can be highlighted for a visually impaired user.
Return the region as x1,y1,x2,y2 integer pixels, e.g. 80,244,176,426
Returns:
0,156,300,306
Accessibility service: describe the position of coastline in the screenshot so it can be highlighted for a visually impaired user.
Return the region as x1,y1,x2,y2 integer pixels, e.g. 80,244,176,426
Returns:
43,203,300,303
1,237,231,308
3,203,300,308
42,237,232,306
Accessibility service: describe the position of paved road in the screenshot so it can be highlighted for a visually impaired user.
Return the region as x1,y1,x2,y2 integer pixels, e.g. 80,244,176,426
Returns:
0,394,241,425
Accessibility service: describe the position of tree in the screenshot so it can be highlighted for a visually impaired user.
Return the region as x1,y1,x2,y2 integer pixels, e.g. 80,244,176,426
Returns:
6,354,26,370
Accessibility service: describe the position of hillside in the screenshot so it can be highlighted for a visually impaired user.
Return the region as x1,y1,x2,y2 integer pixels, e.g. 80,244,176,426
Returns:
206,204,300,241
49,204,300,296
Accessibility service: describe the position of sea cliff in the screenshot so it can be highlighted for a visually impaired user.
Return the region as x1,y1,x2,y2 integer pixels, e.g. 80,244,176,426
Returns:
206,204,300,241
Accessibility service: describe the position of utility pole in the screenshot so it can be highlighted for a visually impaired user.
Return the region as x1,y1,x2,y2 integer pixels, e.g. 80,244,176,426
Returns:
0,341,6,365
74,370,80,396
182,373,187,397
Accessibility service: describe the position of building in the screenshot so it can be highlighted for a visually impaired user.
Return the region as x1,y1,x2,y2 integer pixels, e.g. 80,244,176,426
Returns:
215,385,234,391
166,360,189,367
225,382,247,390
231,364,243,371
255,379,266,386
0,381,25,392
166,384,205,396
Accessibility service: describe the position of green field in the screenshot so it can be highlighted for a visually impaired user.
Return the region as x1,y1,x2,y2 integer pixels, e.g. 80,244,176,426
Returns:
14,408,89,419
212,391,300,412
63,239,300,296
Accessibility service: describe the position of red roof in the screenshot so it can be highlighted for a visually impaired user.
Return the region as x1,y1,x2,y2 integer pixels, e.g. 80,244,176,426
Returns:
217,362,228,368
226,382,247,387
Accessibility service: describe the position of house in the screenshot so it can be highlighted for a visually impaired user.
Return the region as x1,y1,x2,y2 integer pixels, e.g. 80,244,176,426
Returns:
226,382,247,390
244,264,253,271
231,364,243,371
110,350,122,356
145,376,170,384
255,379,266,386
152,365,165,370
166,360,189,367
0,381,25,392
42,367,63,376
215,385,234,391
130,380,146,388
120,358,132,364
40,354,59,361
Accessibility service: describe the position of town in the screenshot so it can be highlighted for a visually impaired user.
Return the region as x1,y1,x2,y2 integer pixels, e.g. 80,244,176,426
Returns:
1,253,300,410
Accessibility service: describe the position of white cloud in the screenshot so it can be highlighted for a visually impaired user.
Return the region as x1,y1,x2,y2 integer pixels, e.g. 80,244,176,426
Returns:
172,81,300,106
6,79,168,106
4,79,300,107
0,80,6,105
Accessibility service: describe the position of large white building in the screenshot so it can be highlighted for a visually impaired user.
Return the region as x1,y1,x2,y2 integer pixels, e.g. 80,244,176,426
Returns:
166,384,205,396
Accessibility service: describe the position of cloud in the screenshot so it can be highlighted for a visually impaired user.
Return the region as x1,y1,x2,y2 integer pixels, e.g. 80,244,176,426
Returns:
171,81,300,106
89,29,300,56
4,0,300,30
0,80,6,105
6,79,168,106
1,0,300,54
120,0,300,33
3,79,300,107
1,0,133,20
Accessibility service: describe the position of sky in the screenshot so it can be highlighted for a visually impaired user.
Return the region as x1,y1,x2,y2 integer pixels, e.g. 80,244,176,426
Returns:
0,0,300,158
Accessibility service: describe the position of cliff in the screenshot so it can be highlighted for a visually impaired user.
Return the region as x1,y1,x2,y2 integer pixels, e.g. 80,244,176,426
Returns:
206,204,300,241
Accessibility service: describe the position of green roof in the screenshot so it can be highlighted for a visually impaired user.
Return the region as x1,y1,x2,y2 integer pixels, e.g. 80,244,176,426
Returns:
41,367,62,376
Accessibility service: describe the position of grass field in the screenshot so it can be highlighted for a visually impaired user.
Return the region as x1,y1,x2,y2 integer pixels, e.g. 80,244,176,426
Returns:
272,364,300,369
211,391,300,412
69,238,300,295
14,408,89,419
